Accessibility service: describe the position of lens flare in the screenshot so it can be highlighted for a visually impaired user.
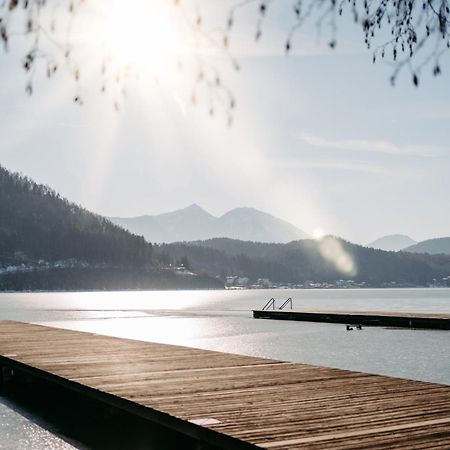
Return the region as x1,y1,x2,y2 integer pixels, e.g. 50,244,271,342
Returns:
313,227,326,240
317,236,357,277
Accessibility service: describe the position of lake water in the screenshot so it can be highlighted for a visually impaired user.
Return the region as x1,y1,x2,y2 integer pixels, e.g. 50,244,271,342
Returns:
0,288,449,448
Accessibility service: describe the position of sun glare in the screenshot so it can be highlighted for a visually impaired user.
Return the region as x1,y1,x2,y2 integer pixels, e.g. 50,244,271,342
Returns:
101,0,183,78
313,227,326,240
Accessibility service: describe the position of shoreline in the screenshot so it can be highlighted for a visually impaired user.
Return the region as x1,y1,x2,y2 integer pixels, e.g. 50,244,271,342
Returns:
1,286,450,294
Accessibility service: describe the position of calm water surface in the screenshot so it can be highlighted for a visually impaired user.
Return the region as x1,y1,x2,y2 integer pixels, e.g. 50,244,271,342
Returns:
0,288,449,448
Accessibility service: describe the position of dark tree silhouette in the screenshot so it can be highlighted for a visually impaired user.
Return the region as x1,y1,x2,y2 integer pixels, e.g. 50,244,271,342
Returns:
0,164,153,267
0,0,448,113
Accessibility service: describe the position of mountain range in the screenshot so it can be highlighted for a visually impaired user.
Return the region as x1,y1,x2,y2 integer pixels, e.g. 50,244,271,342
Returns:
2,164,449,291
113,208,450,256
368,234,450,255
109,204,309,244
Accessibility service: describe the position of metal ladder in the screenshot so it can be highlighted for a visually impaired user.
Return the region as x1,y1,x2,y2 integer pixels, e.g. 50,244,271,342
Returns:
279,297,292,310
262,298,276,310
261,298,293,310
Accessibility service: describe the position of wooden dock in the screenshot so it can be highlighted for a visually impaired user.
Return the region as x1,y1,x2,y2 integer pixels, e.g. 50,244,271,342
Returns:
253,309,450,329
1,320,450,449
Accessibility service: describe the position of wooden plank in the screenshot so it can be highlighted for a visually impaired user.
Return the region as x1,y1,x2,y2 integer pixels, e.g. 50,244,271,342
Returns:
261,418,450,448
0,320,449,449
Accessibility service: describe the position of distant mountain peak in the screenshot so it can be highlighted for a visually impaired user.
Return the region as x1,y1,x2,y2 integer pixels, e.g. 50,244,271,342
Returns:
184,203,207,212
367,234,417,252
157,203,214,220
228,206,258,212
220,207,270,218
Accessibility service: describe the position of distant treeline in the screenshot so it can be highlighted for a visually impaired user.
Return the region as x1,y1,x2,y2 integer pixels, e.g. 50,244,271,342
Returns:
0,267,223,291
0,165,152,268
155,238,450,286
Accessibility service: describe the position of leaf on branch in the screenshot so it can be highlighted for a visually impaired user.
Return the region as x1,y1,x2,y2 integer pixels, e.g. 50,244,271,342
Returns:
25,81,32,95
285,40,291,53
227,15,233,30
0,25,8,50
23,53,34,71
9,0,18,11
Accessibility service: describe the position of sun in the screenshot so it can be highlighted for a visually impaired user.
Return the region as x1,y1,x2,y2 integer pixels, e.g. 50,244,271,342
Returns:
101,0,184,78
312,227,326,240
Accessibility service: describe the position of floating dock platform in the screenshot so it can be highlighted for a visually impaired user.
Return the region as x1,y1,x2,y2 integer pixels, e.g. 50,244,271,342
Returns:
253,309,450,330
1,321,450,449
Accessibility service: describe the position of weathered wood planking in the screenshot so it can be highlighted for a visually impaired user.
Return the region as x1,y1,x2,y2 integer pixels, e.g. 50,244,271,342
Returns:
0,320,449,449
253,309,450,329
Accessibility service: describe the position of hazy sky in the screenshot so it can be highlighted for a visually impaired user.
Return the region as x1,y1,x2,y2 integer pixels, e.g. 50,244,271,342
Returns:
1,1,449,244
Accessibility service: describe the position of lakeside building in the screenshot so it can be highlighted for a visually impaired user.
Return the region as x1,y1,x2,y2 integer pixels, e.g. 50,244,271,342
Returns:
162,264,195,277
223,274,450,289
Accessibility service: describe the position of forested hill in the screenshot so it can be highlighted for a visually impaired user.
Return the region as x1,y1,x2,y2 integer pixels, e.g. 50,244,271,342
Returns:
0,165,153,267
404,237,450,255
155,237,450,287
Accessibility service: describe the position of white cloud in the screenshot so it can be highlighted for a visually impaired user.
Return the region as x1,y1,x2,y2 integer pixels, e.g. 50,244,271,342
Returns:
298,132,448,157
